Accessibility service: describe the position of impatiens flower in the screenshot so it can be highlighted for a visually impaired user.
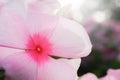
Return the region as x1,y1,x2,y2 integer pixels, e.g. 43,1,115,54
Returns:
78,73,98,80
0,5,92,80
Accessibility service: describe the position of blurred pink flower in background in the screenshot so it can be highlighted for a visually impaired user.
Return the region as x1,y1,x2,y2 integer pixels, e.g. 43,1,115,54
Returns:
78,73,98,80
0,0,92,79
78,69,120,80
90,21,120,60
100,69,120,80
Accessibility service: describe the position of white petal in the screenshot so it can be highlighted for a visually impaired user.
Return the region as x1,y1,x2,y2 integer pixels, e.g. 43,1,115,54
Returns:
50,17,92,58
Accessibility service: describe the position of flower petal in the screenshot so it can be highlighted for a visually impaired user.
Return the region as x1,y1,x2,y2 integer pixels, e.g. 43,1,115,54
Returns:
27,13,58,38
100,69,120,80
58,58,81,79
50,17,92,58
0,47,23,61
0,10,29,49
28,0,60,14
107,69,120,79
0,0,27,17
100,76,117,80
78,73,98,80
27,13,92,58
0,53,37,80
37,57,77,80
0,0,9,5
58,58,81,71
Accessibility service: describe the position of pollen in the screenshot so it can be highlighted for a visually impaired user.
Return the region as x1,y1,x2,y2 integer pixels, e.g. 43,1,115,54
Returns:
36,47,41,52
36,47,41,53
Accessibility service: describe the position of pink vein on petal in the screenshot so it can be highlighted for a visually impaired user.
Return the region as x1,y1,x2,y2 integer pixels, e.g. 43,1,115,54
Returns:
0,44,27,50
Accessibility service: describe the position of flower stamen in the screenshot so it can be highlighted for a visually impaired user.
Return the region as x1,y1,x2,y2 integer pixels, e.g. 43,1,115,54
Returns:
36,47,41,53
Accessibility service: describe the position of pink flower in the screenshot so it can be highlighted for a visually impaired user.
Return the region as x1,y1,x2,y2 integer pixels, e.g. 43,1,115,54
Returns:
78,73,98,80
0,5,92,80
100,69,120,80
78,69,120,80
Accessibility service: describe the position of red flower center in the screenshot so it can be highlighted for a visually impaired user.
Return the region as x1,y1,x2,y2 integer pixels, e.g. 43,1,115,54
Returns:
26,34,53,64
36,47,41,53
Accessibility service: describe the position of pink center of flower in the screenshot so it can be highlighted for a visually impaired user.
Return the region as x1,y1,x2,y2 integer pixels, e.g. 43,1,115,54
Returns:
26,34,53,64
